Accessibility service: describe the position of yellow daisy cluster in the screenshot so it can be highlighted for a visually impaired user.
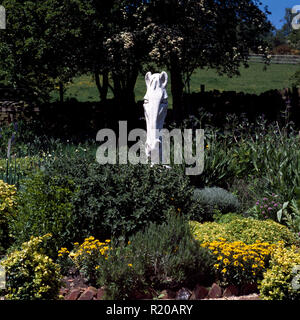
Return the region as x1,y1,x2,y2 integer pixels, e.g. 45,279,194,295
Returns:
57,236,112,282
202,238,276,285
72,236,110,257
0,179,17,212
58,247,70,257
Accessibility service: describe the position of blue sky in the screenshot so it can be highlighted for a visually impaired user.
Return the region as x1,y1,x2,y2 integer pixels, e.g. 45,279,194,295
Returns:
259,0,297,29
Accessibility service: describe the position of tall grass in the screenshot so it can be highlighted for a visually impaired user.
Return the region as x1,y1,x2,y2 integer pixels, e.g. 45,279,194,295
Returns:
196,116,300,203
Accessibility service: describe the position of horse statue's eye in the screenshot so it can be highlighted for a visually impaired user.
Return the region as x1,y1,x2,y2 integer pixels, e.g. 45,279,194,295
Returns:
144,99,149,104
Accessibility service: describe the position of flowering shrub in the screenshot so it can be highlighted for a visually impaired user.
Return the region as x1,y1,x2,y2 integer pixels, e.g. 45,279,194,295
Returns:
58,236,111,285
259,242,300,300
202,238,275,286
190,215,298,246
1,234,62,300
0,179,17,253
247,193,282,221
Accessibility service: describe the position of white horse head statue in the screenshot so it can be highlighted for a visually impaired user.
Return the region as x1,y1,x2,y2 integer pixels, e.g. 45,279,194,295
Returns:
143,71,168,163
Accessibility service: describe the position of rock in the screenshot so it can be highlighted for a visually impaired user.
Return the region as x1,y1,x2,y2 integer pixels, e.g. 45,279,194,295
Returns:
190,285,209,300
128,290,152,300
78,286,98,300
176,288,192,300
207,283,222,299
65,288,82,300
223,285,239,297
96,287,106,300
59,287,69,296
240,283,258,296
160,289,176,300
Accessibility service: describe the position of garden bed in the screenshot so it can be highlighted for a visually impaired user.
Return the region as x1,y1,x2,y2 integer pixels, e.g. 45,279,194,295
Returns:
1,116,300,300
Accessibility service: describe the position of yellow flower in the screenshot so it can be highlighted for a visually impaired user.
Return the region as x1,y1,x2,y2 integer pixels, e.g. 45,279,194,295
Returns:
128,263,133,267
221,268,227,274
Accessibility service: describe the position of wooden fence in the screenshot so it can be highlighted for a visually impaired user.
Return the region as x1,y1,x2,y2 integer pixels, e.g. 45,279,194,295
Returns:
249,54,300,65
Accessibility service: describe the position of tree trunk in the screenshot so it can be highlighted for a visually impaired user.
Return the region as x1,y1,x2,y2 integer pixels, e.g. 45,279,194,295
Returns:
111,67,138,106
95,71,109,101
170,57,184,123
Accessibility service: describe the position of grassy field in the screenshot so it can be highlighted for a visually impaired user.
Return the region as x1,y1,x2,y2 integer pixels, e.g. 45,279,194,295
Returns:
51,62,297,105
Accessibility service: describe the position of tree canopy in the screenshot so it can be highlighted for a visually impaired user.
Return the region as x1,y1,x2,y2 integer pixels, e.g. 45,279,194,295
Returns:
0,0,272,118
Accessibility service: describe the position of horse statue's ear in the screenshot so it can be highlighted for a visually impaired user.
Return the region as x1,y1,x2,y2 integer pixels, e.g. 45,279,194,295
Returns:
145,72,152,87
159,71,168,88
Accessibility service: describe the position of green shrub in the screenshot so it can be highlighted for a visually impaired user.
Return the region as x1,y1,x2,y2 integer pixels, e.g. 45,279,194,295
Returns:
0,180,17,254
97,211,215,299
1,234,62,300
192,187,240,221
190,214,298,246
10,171,77,257
46,156,195,241
259,242,300,300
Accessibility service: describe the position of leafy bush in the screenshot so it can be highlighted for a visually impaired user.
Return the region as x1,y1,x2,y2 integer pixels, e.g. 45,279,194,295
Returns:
190,214,298,246
10,171,77,257
259,242,300,300
0,234,62,300
46,155,195,241
192,187,240,221
0,180,17,254
97,212,216,299
202,238,275,287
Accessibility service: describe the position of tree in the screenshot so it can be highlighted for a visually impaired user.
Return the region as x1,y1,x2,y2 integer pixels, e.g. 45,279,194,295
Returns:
0,0,97,101
139,0,272,121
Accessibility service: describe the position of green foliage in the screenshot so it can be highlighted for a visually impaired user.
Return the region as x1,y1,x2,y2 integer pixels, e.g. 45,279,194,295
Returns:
10,171,77,257
46,155,195,241
192,187,240,221
191,214,298,246
97,211,215,299
0,0,86,101
259,242,300,300
0,180,17,254
0,234,62,300
198,121,300,204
